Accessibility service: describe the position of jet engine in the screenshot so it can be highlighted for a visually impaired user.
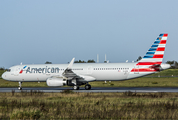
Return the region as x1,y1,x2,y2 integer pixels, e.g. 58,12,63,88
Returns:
46,77,66,87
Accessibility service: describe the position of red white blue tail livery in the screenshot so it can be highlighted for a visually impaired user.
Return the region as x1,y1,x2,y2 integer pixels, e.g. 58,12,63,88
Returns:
130,33,168,73
139,33,168,64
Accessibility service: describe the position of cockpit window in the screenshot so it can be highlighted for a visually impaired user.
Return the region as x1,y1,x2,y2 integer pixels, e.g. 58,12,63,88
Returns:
6,69,11,72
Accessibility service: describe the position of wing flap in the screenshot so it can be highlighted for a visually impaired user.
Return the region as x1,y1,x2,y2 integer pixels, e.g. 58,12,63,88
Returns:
61,58,96,82
62,58,81,79
62,69,79,78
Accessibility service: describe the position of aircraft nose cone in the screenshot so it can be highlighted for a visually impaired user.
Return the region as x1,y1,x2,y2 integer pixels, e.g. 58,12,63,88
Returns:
1,73,6,80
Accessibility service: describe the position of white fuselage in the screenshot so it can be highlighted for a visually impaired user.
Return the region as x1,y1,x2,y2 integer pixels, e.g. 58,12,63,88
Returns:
2,62,170,82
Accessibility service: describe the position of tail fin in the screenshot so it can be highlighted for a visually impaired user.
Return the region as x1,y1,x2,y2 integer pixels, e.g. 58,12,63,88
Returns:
137,33,168,65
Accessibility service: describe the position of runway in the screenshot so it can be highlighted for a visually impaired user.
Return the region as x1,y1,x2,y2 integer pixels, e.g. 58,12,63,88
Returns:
0,87,178,93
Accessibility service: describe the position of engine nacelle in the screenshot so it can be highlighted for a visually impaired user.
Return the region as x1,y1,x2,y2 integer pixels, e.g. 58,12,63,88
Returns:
46,77,66,87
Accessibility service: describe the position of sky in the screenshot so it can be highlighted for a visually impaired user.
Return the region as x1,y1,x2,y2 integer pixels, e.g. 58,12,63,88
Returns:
0,0,178,68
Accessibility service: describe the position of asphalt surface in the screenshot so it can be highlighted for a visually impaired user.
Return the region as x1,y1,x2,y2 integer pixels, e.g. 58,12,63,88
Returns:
1,87,178,93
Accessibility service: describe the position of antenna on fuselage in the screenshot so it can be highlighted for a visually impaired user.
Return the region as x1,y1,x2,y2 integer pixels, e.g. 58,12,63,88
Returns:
20,62,22,65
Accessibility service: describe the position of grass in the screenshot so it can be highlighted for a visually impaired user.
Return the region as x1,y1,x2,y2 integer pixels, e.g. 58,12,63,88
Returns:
1,69,178,87
1,91,178,119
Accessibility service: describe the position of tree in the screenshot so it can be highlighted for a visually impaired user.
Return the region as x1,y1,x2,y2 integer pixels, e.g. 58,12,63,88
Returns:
74,60,86,63
166,61,174,65
45,61,52,64
87,59,95,63
136,56,142,61
74,59,95,63
166,61,178,69
0,67,5,70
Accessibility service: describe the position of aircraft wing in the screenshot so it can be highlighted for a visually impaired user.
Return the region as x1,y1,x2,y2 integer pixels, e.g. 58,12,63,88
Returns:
62,58,81,79
62,58,96,82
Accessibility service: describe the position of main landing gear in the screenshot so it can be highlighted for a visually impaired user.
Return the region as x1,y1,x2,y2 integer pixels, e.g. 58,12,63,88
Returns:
85,84,91,90
18,82,22,90
73,84,91,90
73,85,79,90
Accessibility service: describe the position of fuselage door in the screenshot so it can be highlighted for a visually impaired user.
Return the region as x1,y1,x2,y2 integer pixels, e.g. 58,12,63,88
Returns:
87,66,92,75
124,68,129,75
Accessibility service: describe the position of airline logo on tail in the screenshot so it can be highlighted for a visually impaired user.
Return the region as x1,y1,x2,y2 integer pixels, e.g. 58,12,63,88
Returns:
131,33,168,72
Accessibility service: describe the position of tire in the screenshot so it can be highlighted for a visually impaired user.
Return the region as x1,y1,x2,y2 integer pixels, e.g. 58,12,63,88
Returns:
18,87,22,90
73,85,79,90
85,84,91,90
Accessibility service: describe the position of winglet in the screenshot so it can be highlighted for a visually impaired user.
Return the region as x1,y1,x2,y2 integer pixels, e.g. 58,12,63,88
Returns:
67,58,75,69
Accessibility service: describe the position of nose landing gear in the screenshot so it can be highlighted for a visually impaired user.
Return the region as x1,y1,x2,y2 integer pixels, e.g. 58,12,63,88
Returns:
18,82,22,90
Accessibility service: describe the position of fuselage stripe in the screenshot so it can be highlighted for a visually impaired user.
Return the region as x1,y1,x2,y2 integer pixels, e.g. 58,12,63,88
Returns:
131,68,158,72
136,62,162,65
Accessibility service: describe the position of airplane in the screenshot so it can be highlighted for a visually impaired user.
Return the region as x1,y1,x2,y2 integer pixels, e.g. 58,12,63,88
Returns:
1,33,170,90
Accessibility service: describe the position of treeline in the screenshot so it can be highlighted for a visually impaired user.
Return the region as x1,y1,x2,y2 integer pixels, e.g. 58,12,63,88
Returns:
45,60,96,64
74,59,95,63
166,61,178,69
0,67,6,71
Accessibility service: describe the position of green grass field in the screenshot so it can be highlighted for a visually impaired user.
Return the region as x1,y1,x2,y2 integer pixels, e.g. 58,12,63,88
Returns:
1,91,178,119
0,69,178,87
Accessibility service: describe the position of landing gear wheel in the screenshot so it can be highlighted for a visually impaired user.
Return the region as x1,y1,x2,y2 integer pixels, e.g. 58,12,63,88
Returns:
73,85,79,90
18,82,22,90
18,87,22,90
85,84,91,90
